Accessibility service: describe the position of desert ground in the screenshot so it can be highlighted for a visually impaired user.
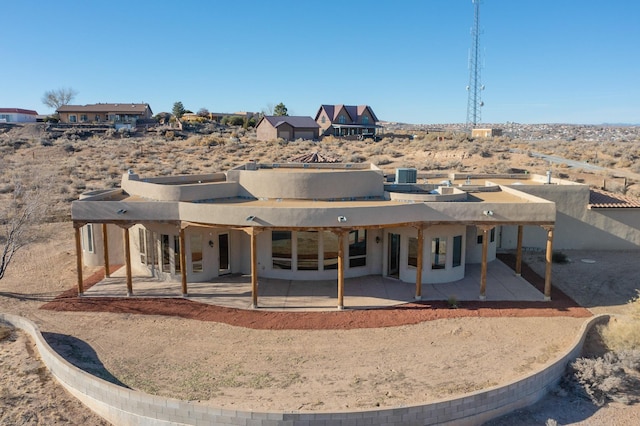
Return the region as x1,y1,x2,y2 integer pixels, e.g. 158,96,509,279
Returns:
1,123,639,424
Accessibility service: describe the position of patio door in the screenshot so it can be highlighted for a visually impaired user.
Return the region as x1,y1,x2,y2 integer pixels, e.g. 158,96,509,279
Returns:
218,233,230,275
387,233,400,278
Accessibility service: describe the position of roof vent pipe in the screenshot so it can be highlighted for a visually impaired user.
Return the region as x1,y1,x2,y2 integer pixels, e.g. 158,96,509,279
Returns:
546,170,552,184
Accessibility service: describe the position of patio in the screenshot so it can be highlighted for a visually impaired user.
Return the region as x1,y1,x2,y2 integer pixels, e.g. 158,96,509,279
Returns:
82,259,545,311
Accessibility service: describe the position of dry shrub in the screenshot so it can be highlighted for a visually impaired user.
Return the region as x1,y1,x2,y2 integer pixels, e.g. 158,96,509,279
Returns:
569,350,640,406
600,291,640,351
0,325,11,341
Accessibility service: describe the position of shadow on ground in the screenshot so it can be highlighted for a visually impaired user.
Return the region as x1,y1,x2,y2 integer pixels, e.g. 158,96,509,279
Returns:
42,332,129,388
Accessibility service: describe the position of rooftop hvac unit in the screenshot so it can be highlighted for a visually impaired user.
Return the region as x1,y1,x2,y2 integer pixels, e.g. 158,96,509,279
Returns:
395,168,417,184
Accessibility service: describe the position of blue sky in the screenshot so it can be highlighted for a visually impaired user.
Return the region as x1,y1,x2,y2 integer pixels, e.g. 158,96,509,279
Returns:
2,0,638,124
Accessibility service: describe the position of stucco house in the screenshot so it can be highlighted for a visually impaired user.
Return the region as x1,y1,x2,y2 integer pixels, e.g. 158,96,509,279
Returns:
256,116,320,141
0,108,38,123
70,163,640,309
57,103,153,128
315,105,380,138
472,128,503,138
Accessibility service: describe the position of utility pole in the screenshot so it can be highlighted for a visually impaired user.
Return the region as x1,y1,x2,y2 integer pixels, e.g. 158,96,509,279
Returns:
466,0,484,129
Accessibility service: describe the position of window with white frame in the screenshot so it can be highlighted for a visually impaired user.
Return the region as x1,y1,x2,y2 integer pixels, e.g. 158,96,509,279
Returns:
452,235,462,267
323,231,338,270
69,115,77,123
82,224,95,253
297,231,318,270
349,230,367,268
272,231,292,270
431,237,446,269
191,234,203,273
408,237,418,268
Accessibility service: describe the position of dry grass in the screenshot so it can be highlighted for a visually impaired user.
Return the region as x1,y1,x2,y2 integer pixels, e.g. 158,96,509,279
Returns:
600,291,640,351
1,123,640,222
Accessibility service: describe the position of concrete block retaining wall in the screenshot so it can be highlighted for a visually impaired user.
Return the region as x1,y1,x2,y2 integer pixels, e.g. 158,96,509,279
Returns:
0,313,607,426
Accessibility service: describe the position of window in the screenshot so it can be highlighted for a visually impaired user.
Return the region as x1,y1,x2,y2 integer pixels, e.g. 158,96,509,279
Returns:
80,114,88,122
321,116,326,124
69,115,77,123
431,237,446,269
82,224,94,253
362,116,369,124
95,114,100,122
161,234,171,272
478,229,495,244
272,231,292,269
191,235,203,273
174,236,181,273
297,231,318,270
408,237,418,268
139,228,147,263
349,230,367,268
338,114,346,124
452,235,462,267
323,231,338,270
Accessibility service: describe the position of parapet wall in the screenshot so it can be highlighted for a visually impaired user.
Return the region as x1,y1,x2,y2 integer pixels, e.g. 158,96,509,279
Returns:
0,312,606,426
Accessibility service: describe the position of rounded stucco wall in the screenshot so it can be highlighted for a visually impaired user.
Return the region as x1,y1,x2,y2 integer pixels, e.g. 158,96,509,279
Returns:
234,169,384,200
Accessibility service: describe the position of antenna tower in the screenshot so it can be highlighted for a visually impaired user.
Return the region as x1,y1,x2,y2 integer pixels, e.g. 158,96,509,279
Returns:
466,0,484,128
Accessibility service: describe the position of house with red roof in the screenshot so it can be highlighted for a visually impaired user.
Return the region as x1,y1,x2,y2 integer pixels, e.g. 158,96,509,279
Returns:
0,108,38,123
57,103,153,128
315,105,381,139
256,116,320,141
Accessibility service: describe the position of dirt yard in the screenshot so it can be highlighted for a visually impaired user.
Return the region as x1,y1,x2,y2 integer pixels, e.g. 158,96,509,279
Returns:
0,223,639,425
0,124,639,424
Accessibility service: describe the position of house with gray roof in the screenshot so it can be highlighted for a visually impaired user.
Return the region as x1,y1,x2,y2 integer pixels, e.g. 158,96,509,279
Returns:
256,116,320,141
315,105,381,139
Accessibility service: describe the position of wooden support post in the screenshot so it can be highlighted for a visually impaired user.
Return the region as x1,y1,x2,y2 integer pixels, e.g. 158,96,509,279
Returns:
337,231,345,310
123,227,133,296
480,227,490,300
515,225,523,276
415,226,424,300
179,227,188,296
544,226,554,301
102,223,110,278
250,229,258,308
74,224,84,296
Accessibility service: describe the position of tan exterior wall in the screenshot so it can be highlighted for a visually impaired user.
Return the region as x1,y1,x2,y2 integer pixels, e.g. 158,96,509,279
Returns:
233,169,385,201
359,108,375,125
316,109,332,134
500,184,640,250
256,120,277,141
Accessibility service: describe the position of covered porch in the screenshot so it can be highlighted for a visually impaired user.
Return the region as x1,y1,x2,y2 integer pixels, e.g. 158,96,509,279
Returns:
81,259,545,311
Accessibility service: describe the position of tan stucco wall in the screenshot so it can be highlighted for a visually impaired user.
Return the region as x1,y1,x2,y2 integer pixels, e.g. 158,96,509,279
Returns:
500,184,640,250
231,169,385,201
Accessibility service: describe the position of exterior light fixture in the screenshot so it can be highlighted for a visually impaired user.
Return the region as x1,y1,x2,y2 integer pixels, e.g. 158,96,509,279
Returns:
375,236,381,244
337,216,347,223
208,240,214,248
246,215,256,222
483,210,494,216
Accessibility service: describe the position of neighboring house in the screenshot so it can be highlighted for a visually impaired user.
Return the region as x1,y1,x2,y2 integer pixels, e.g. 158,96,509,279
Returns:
256,116,320,141
0,108,38,123
57,103,153,128
71,164,640,308
315,104,380,138
472,128,503,138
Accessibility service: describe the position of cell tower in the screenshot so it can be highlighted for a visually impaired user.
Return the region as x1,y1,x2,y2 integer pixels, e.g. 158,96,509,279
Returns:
466,0,484,128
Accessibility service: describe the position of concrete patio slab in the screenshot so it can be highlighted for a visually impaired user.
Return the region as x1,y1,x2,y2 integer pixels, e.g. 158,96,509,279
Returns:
83,259,546,311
